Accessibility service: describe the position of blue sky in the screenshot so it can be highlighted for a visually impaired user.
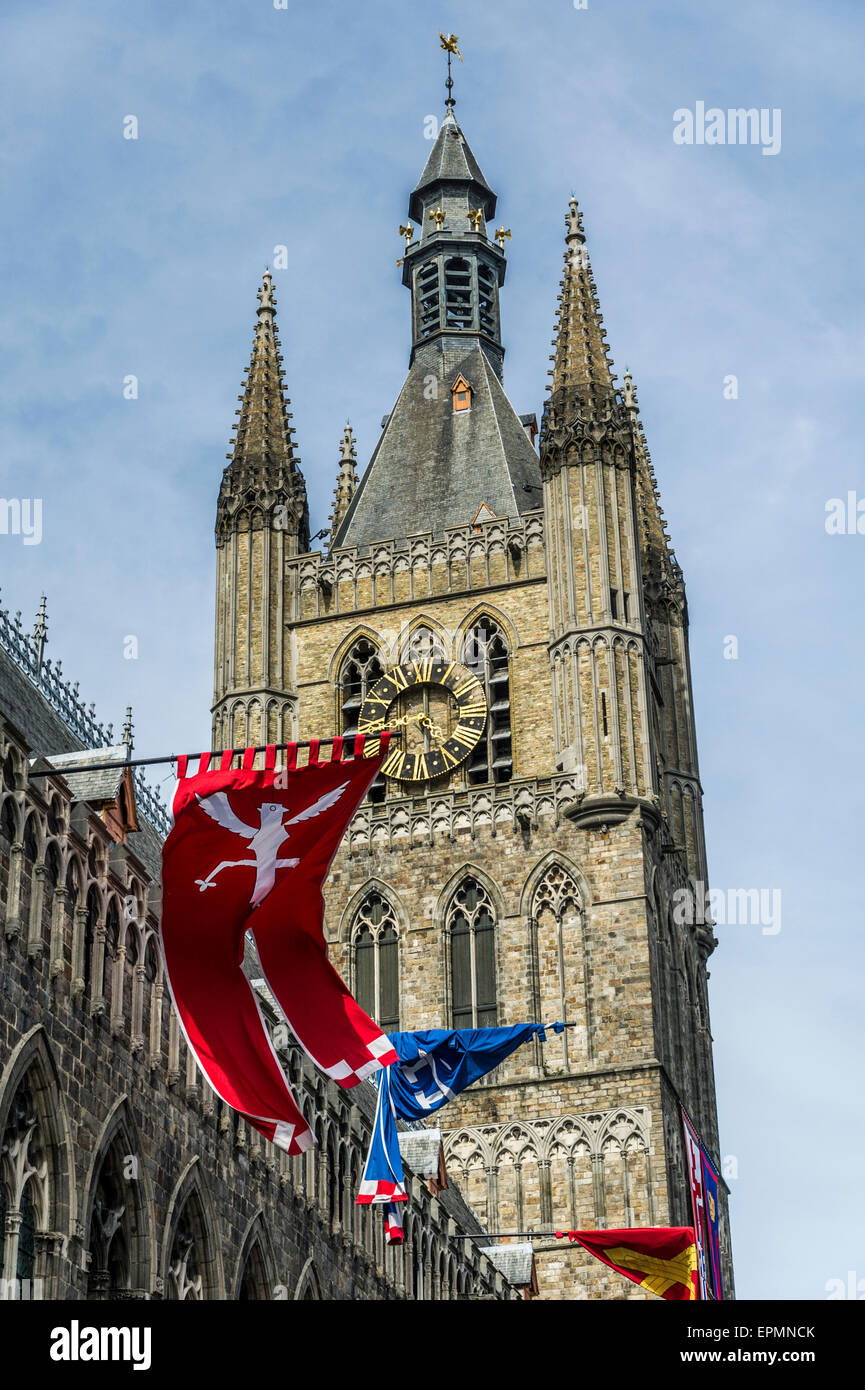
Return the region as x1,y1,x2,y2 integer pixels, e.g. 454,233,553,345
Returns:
1,0,862,1299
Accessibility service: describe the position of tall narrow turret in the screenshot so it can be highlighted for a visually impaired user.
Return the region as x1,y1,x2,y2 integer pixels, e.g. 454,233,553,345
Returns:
540,200,655,822
212,271,308,750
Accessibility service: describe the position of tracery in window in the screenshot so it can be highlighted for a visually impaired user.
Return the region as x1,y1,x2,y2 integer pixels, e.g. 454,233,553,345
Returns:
0,1079,47,1294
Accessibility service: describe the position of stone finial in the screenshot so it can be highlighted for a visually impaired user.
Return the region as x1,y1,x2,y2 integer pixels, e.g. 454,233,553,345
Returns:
329,423,359,546
32,595,48,674
122,706,134,750
623,370,639,415
257,269,276,316
566,197,586,244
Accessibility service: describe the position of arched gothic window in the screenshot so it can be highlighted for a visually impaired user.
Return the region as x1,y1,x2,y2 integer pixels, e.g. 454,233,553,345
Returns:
353,892,399,1032
167,1209,203,1301
532,863,584,1070
0,1080,46,1294
87,1144,133,1298
449,878,497,1028
403,626,444,663
462,618,512,785
339,637,386,803
238,1241,269,1301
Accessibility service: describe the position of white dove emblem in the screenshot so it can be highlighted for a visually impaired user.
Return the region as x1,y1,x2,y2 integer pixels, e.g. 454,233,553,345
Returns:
193,782,349,906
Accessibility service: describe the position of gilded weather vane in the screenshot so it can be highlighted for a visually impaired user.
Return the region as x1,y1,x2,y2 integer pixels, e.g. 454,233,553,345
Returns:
439,32,463,110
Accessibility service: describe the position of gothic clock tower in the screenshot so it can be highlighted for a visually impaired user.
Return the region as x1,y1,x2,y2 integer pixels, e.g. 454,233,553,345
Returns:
212,88,733,1300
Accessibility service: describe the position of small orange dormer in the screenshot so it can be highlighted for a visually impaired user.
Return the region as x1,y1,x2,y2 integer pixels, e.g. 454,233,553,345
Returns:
451,375,471,413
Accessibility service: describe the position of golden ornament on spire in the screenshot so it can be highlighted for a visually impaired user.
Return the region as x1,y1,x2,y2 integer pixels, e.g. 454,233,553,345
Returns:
429,207,446,231
439,32,463,61
468,207,484,233
494,226,512,249
399,223,414,248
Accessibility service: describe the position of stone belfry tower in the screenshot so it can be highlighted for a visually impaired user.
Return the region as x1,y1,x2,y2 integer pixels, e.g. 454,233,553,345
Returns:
213,81,731,1299
212,270,309,751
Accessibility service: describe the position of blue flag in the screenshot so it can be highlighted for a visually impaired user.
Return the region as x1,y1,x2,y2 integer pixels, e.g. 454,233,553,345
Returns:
701,1150,724,1300
357,1024,562,1225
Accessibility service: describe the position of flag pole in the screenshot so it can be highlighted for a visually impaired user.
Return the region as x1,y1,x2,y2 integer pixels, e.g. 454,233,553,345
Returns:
27,734,390,779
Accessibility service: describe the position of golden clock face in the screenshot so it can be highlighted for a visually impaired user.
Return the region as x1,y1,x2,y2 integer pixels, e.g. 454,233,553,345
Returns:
358,658,487,782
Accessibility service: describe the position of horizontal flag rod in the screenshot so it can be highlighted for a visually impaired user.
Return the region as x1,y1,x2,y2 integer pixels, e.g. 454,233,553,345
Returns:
449,1231,569,1240
27,735,389,779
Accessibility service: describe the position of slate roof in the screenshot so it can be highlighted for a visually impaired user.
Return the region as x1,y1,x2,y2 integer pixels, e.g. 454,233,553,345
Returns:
332,343,541,550
409,112,496,221
42,745,131,804
479,1243,535,1287
0,647,164,878
398,1128,443,1180
0,647,80,759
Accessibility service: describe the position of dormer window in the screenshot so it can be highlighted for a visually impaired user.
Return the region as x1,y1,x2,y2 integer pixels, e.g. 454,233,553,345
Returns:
452,375,472,413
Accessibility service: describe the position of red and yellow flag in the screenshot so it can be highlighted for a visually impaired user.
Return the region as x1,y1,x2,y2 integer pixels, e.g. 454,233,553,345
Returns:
556,1227,699,1300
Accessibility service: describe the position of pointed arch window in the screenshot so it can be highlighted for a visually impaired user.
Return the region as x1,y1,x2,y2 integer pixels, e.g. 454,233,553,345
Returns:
403,626,444,663
352,892,399,1031
87,1144,134,1298
532,863,583,1071
238,1241,269,1301
449,877,497,1028
462,617,512,785
168,1210,203,1301
340,637,386,803
0,1079,46,1295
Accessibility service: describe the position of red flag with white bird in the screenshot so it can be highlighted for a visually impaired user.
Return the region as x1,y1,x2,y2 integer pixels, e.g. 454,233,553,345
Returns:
161,739,397,1153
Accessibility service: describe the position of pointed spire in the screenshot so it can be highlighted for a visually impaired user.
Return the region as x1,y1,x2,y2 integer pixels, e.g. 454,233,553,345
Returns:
547,197,618,421
31,595,48,675
329,424,358,547
409,111,496,228
621,370,681,589
218,270,309,549
227,269,300,477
